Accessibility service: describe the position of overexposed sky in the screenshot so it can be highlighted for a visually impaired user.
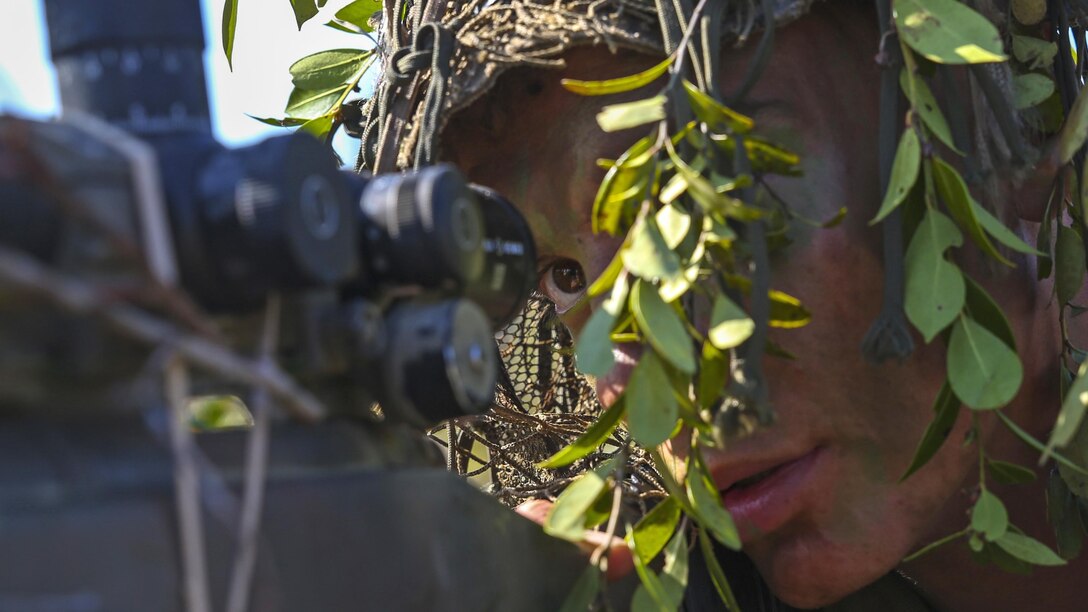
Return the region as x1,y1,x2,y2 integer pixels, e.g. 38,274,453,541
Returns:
0,0,369,153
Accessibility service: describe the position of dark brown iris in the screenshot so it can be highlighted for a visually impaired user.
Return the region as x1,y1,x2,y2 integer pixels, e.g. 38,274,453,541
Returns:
550,259,586,295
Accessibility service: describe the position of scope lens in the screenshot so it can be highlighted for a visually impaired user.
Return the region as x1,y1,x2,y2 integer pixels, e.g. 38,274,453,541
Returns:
465,185,538,329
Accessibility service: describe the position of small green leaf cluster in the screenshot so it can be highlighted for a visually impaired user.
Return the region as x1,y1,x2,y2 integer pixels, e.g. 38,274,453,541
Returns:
222,1,380,144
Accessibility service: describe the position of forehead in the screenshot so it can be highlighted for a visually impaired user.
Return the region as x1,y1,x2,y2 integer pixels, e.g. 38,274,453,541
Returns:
439,4,884,249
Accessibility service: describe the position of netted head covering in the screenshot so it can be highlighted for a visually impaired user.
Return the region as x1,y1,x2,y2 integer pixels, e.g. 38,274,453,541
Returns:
355,0,817,172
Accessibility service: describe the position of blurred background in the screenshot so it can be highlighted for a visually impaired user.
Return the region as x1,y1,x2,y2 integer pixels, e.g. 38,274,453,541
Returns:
0,0,365,160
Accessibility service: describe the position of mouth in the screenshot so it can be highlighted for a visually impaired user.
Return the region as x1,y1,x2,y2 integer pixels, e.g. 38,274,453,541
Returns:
713,446,826,540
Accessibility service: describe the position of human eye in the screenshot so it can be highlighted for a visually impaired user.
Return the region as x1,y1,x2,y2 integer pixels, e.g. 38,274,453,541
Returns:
538,257,587,314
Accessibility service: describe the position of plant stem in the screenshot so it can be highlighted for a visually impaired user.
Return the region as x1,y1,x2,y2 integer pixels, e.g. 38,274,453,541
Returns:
901,528,969,563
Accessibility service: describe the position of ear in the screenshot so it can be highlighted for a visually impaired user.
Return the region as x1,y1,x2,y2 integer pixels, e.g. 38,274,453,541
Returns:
1005,142,1062,223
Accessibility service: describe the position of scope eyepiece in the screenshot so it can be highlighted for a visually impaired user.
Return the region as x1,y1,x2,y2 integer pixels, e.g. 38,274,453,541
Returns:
355,164,485,293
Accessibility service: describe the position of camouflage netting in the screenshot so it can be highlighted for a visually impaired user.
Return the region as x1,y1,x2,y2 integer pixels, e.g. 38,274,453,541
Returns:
429,293,665,510
355,0,821,509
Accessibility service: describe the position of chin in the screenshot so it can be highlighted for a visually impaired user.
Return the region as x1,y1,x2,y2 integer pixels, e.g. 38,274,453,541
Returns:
747,529,904,609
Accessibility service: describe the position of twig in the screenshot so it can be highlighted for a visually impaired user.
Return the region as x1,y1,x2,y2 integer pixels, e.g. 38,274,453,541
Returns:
165,357,212,612
590,449,627,569
0,245,325,421
225,297,281,612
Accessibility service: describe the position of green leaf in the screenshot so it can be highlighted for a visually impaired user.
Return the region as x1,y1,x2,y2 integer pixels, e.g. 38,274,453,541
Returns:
299,114,334,140
682,80,754,133
900,69,960,154
742,137,801,175
290,48,370,89
971,200,1045,257
581,487,615,530
718,275,812,328
996,410,1088,483
987,459,1037,485
587,249,625,298
539,397,626,469
659,529,690,606
331,0,381,32
904,209,965,342
562,56,672,96
664,146,761,221
947,316,1024,410
630,280,696,374
703,214,737,245
973,539,1033,574
592,136,653,235
698,530,741,610
972,490,1009,541
1012,35,1058,70
575,307,618,377
1046,362,1088,459
1060,86,1088,164
963,276,1017,350
558,565,601,612
627,526,676,612
596,96,667,132
221,0,239,70
1046,469,1085,560
994,531,1067,566
659,260,701,304
900,382,961,481
893,0,1007,64
246,114,307,127
821,206,849,228
1037,204,1054,280
285,84,348,119
1055,224,1086,305
655,204,692,249
623,216,682,282
872,127,922,224
932,157,1013,266
627,350,681,447
545,458,617,541
290,0,320,29
188,395,253,430
687,460,741,550
631,497,682,566
969,532,985,552
697,342,729,411
768,290,811,328
708,293,755,350
1013,73,1055,110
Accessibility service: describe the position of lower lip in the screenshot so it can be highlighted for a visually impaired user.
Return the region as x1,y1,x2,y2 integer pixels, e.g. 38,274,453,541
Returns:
720,447,825,540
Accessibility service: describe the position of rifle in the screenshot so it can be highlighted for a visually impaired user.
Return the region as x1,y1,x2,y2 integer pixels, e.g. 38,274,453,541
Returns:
0,1,586,610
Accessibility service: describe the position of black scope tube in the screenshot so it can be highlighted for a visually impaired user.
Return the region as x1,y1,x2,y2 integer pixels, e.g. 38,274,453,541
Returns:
42,0,213,136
